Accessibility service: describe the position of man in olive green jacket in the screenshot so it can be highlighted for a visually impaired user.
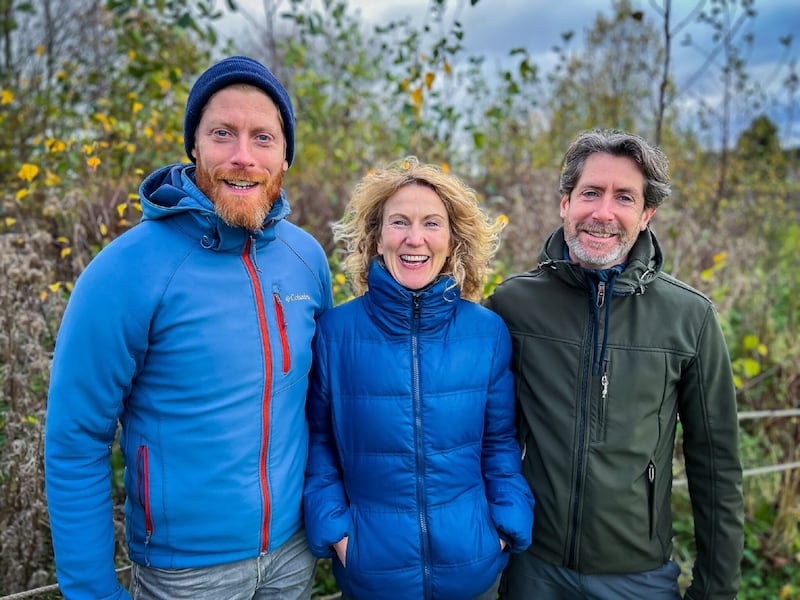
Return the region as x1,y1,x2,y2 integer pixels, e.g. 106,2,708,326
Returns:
486,129,743,600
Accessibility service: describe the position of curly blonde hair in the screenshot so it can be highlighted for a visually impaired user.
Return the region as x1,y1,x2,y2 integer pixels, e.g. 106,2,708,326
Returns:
333,157,505,302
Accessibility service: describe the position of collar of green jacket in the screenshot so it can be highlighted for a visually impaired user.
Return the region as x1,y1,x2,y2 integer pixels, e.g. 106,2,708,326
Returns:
537,226,663,296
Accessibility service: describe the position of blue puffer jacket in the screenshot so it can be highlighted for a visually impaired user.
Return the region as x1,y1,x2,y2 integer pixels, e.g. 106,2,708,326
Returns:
304,259,534,600
45,163,332,600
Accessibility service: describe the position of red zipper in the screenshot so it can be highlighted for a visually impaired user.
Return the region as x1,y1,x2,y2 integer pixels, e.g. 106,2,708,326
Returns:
273,292,291,374
136,445,153,539
242,238,272,554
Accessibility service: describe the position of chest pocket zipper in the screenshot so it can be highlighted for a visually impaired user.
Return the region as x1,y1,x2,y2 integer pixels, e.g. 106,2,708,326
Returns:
273,291,291,374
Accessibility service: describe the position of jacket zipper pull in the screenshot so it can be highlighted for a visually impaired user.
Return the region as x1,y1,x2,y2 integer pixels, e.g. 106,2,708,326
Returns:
601,372,609,402
596,281,606,307
413,295,421,319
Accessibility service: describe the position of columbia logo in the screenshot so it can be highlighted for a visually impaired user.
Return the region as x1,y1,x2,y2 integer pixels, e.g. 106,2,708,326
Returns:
284,293,312,302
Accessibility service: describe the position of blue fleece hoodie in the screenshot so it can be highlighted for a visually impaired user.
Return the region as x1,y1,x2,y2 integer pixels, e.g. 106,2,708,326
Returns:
45,164,332,600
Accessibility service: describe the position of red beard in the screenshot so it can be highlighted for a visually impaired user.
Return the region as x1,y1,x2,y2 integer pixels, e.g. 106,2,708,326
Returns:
195,160,284,231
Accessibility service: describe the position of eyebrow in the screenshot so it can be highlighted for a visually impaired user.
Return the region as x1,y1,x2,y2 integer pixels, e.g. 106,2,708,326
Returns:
385,212,447,220
581,183,642,196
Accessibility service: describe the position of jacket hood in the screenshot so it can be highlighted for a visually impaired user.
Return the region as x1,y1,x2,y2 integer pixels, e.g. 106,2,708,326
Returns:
538,225,663,296
138,163,291,249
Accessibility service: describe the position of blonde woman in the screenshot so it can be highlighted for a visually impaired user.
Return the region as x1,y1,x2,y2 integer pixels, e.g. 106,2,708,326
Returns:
304,157,534,600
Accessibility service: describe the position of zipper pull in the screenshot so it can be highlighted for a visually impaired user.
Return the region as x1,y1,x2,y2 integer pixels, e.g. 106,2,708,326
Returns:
596,281,606,307
648,461,655,483
413,295,421,319
601,373,609,401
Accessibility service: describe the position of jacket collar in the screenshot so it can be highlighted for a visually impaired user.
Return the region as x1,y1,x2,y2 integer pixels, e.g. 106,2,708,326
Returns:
138,163,290,252
363,258,460,336
538,226,662,296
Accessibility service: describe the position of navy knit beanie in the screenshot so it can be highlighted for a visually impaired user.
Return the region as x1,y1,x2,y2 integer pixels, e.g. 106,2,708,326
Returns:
183,56,295,166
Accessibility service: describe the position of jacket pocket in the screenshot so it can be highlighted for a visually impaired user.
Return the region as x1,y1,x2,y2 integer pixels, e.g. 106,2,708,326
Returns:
273,290,291,374
136,445,154,544
646,460,656,538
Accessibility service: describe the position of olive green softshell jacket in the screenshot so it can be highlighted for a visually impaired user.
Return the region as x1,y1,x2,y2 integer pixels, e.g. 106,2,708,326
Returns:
485,227,744,600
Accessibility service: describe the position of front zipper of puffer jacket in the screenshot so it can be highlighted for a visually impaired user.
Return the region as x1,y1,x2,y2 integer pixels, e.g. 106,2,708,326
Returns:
567,285,601,569
243,237,273,554
411,293,433,599
136,445,153,565
272,286,291,374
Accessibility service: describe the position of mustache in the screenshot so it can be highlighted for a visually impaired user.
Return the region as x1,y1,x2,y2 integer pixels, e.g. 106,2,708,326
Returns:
212,167,270,184
579,224,619,235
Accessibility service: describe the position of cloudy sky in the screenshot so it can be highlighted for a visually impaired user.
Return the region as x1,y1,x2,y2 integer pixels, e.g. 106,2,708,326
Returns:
221,0,800,146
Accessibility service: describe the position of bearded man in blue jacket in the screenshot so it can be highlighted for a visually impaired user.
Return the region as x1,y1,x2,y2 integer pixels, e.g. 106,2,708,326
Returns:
44,56,333,600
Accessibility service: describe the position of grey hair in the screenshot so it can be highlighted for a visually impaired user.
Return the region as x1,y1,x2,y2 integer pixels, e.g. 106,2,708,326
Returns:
558,129,671,210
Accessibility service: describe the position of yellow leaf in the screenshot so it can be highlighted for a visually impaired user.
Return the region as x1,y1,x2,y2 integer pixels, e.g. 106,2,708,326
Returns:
117,204,128,218
36,45,45,56
99,223,108,236
440,162,450,174
60,247,72,259
497,214,509,226
1,89,13,104
87,156,101,171
40,290,48,301
132,101,143,114
742,335,759,351
15,189,29,201
50,139,66,153
444,61,452,75
49,282,61,292
56,236,69,244
5,217,16,226
45,170,62,186
757,344,768,356
732,374,742,388
66,282,74,292
83,144,94,155
127,143,136,154
335,273,346,285
713,251,728,264
411,86,423,109
144,126,153,138
424,71,435,90
18,163,39,181
700,268,713,281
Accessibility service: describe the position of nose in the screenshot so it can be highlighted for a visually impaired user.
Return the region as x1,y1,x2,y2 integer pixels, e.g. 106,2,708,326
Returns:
405,223,425,245
592,194,615,221
230,139,256,167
